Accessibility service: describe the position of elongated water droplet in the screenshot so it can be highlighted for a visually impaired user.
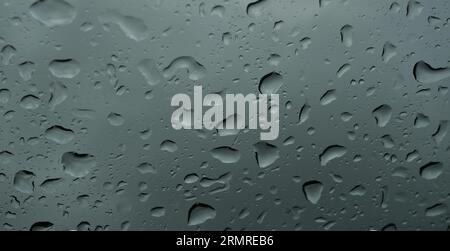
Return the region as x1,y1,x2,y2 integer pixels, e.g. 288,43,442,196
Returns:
49,59,80,79
99,10,149,41
13,170,35,194
210,146,240,163
259,72,283,94
29,0,76,27
187,203,216,226
420,162,444,180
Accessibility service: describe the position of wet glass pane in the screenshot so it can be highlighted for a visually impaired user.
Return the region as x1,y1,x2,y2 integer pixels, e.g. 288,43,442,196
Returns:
0,0,449,231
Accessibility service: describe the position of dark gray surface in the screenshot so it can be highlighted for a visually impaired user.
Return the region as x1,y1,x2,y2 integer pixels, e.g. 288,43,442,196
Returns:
0,0,449,230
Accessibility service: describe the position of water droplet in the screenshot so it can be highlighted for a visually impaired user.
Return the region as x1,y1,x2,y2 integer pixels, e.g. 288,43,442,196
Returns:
419,162,443,180
0,89,11,104
13,170,35,193
210,146,240,163
259,72,283,94
336,63,351,78
268,54,281,66
299,37,312,50
30,222,54,231
319,145,347,166
372,104,392,127
425,203,447,217
136,162,156,174
303,181,323,204
413,61,450,84
210,5,225,18
150,207,166,217
20,95,41,110
61,152,96,178
49,59,80,79
29,0,76,27
349,185,366,196
45,125,74,144
246,0,270,18
320,89,337,106
40,178,65,193
1,45,16,65
49,82,68,110
253,142,279,168
382,42,397,63
340,25,353,47
406,0,423,19
298,103,311,125
160,140,178,153
18,61,36,81
414,113,430,128
184,174,199,184
187,203,216,226
162,56,206,81
107,112,124,126
222,32,232,46
99,10,149,41
138,58,163,86
433,121,448,145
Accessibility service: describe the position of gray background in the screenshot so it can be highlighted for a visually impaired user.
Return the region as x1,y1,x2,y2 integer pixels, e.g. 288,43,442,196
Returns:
0,0,449,230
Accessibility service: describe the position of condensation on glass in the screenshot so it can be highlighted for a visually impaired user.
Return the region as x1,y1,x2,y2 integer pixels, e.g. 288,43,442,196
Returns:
0,0,449,231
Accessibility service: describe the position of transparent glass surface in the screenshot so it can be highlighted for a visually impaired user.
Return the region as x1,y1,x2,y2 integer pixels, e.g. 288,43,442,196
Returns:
0,0,449,230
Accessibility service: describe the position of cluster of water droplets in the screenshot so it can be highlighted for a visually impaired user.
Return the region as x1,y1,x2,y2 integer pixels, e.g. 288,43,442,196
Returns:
0,0,449,231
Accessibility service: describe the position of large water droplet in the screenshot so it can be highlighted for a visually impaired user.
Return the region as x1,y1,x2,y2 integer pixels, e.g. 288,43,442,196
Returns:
406,0,423,19
20,95,41,110
40,178,65,193
150,207,166,217
433,121,448,145
340,24,353,47
253,142,279,168
319,145,347,166
61,152,96,178
187,203,216,226
303,181,323,204
419,162,443,180
138,58,163,86
136,162,156,174
414,113,430,128
49,59,80,79
30,222,54,231
320,89,337,106
99,10,149,41
13,170,35,193
160,140,178,153
210,146,240,163
382,42,397,63
107,112,125,126
162,56,206,81
336,63,351,78
372,104,392,127
45,125,74,144
29,0,76,27
246,0,270,18
259,72,283,94
413,61,450,84
425,203,447,217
